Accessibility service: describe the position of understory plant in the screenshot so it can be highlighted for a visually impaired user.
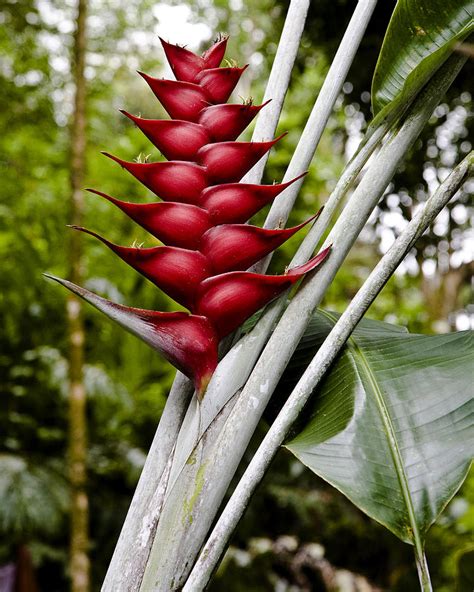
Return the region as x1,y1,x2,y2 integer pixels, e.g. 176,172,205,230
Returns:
47,0,473,590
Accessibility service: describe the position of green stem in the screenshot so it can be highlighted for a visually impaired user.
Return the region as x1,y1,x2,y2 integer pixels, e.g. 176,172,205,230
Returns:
414,547,433,592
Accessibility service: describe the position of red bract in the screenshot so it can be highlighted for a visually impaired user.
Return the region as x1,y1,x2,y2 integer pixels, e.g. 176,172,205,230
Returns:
87,189,213,249
194,66,247,103
199,211,322,274
195,247,331,338
102,152,207,204
159,36,227,82
49,36,331,399
196,134,286,184
45,275,218,397
120,111,211,161
71,226,211,309
200,172,307,224
139,75,210,122
198,101,270,142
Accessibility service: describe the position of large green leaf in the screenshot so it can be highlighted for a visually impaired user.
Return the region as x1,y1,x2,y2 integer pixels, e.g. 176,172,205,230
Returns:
371,0,473,126
285,310,473,544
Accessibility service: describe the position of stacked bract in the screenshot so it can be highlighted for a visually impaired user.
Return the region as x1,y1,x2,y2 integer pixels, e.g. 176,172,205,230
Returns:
51,36,330,397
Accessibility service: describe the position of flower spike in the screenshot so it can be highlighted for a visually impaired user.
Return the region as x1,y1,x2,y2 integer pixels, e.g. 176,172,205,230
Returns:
50,35,334,394
44,274,217,397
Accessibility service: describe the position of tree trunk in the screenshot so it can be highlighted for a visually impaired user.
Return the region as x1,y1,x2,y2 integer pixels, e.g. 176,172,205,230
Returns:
68,1,89,591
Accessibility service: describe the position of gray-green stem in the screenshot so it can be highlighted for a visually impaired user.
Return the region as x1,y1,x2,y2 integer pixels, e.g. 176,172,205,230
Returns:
101,2,310,589
183,151,472,592
140,47,465,592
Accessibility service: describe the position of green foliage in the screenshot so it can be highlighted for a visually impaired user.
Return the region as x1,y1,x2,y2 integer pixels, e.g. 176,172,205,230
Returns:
371,0,474,126
0,453,69,538
0,0,472,589
286,312,473,544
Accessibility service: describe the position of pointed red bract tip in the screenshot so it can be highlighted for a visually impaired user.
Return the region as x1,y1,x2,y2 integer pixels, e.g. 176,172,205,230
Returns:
286,245,332,277
194,65,247,104
199,213,320,275
198,100,270,142
86,189,213,249
201,36,228,69
196,134,286,184
159,37,205,82
195,247,331,338
103,153,208,204
44,274,218,395
121,111,210,161
139,74,210,122
70,226,211,310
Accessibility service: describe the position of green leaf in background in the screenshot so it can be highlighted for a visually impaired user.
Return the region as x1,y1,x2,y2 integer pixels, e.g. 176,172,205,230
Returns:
285,311,473,548
371,0,473,126
0,454,69,539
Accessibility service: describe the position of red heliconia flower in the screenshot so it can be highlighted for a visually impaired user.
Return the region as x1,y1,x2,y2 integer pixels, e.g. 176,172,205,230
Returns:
102,152,208,204
196,134,286,184
120,111,211,161
199,211,322,274
48,35,332,399
198,101,271,142
195,247,331,338
71,227,211,309
87,189,213,249
45,274,218,397
159,36,228,82
200,172,307,224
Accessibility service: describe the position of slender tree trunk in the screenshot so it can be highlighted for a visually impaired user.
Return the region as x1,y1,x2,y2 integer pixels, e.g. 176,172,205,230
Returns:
68,1,89,591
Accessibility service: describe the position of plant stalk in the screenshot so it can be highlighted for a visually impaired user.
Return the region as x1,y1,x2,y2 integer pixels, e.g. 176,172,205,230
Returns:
415,548,434,592
139,54,466,592
183,151,472,592
102,2,310,589
242,0,310,182
102,372,193,591
254,0,379,274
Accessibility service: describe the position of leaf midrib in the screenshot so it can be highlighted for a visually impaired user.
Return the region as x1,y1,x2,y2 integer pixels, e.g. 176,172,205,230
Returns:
319,310,422,549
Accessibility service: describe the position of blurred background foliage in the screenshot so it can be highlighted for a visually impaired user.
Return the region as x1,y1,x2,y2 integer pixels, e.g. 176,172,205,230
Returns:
0,0,472,590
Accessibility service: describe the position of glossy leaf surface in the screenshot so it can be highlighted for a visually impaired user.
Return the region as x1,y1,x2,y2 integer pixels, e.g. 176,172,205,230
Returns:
286,311,474,543
371,0,473,124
